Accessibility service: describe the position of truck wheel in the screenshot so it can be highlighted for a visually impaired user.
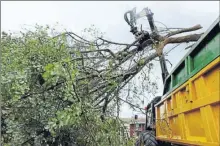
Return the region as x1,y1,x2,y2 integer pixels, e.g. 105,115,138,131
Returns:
135,138,140,146
140,131,158,146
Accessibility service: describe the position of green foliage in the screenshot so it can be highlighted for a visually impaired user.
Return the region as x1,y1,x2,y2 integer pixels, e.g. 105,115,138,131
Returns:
138,58,145,66
1,25,132,146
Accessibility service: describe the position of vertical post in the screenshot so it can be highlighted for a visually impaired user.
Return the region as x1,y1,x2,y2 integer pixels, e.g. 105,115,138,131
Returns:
146,8,169,83
159,55,169,83
146,8,158,33
134,115,138,137
145,107,148,130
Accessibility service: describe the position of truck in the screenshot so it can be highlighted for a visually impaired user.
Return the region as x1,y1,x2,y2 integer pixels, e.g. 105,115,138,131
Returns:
124,7,220,146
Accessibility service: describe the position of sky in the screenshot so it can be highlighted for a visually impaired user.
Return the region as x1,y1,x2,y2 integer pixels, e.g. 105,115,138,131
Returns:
1,1,219,118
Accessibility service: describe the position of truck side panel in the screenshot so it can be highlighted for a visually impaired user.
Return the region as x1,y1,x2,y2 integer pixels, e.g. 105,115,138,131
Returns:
156,57,220,146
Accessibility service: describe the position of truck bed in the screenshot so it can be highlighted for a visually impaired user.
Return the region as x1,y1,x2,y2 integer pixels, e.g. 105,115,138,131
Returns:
155,17,220,146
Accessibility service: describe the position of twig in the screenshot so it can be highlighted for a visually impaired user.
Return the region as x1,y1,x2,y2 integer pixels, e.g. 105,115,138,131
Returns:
185,43,195,50
165,59,172,68
118,97,144,111
70,49,116,58
165,43,181,54
66,31,93,43
98,37,138,46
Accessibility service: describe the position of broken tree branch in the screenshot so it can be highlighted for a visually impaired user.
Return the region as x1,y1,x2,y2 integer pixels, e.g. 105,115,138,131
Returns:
166,24,202,37
156,33,203,55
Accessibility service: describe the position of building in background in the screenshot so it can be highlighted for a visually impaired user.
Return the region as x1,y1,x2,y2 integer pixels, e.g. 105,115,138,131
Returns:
121,117,146,138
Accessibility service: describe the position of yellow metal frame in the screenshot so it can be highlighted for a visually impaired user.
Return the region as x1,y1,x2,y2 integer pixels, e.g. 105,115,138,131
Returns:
155,57,220,146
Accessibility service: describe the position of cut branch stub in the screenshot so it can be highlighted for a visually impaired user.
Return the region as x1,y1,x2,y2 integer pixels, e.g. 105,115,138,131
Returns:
155,33,203,55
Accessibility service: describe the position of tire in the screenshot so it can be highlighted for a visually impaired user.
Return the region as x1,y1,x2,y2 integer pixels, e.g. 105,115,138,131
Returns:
135,138,140,146
140,131,158,146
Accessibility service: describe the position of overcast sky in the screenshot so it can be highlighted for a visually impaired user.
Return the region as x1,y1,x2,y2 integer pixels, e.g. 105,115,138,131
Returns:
1,1,219,118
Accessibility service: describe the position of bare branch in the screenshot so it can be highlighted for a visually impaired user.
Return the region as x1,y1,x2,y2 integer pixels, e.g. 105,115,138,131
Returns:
166,24,202,37
70,49,116,58
185,43,195,50
156,33,203,55
98,37,138,46
118,97,144,110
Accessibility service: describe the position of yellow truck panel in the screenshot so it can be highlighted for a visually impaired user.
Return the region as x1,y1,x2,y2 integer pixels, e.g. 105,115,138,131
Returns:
155,57,220,146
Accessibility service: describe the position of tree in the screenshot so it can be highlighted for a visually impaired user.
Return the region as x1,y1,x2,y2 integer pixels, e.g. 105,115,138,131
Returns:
1,13,203,145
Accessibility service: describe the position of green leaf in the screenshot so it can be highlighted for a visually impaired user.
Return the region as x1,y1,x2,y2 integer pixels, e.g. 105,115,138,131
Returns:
71,69,77,78
45,63,55,71
42,72,50,80
138,58,145,66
